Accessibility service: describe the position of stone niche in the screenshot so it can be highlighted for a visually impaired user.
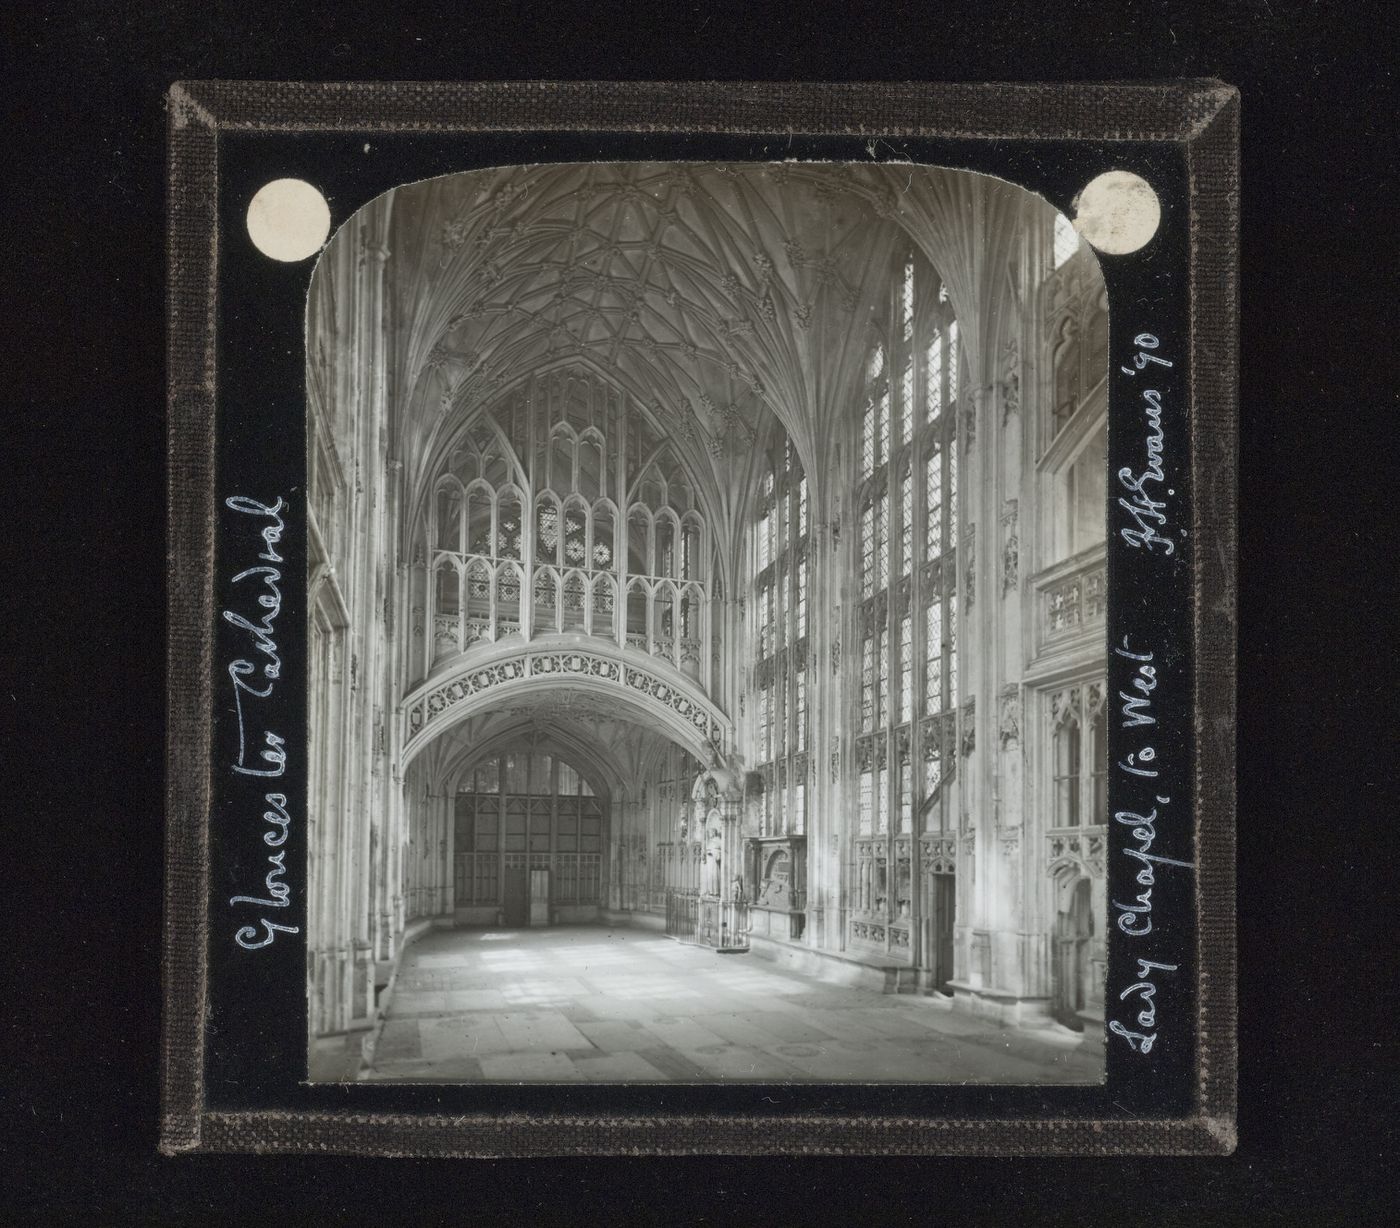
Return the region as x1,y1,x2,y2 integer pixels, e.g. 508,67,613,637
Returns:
744,835,806,943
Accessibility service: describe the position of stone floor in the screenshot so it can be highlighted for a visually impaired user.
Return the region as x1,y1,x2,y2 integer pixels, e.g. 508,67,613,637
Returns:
360,926,1103,1084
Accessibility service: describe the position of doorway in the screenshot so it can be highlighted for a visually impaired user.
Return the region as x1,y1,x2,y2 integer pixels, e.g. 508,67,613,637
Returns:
502,863,528,927
926,872,956,995
1053,876,1093,1029
453,751,607,925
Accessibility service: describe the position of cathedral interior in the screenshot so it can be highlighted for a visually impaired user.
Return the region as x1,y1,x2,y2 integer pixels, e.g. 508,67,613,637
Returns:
306,161,1109,1082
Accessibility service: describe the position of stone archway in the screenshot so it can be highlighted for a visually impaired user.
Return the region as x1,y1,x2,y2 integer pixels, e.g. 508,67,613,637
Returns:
401,638,731,772
1050,868,1095,1030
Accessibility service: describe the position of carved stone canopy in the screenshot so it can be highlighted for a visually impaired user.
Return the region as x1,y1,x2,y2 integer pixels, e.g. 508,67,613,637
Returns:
692,765,743,802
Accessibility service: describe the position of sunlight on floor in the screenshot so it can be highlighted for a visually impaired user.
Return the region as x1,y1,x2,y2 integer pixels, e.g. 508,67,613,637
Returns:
361,926,1105,1086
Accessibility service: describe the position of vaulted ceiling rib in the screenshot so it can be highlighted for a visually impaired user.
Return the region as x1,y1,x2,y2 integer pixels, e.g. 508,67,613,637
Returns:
375,161,1058,769
384,163,974,509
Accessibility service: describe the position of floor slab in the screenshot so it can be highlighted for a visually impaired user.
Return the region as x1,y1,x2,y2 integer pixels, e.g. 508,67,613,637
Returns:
360,925,1104,1084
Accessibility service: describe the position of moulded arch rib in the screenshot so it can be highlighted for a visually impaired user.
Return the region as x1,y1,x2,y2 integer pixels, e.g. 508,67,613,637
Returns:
400,638,731,771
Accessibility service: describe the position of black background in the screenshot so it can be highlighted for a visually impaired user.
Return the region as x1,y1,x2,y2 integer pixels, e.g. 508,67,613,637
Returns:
7,1,1396,1221
210,126,1193,1122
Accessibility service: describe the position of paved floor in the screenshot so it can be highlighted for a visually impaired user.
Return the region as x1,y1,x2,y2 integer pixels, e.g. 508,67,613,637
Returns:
362,926,1103,1084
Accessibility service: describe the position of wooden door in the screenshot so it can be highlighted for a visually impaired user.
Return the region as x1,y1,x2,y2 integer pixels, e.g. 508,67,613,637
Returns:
503,864,528,927
928,872,956,995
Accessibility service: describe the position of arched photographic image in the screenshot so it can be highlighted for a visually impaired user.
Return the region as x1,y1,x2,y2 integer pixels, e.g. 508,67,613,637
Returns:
305,161,1110,1085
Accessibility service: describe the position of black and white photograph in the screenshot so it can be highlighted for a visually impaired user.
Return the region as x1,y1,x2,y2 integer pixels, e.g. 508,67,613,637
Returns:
305,160,1112,1085
15,0,1397,1209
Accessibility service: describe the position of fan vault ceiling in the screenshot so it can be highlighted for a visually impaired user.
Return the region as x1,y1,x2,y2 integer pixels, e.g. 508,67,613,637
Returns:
348,160,1054,772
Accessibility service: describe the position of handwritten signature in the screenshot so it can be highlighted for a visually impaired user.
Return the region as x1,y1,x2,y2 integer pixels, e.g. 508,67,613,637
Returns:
223,495,299,951
1117,333,1175,556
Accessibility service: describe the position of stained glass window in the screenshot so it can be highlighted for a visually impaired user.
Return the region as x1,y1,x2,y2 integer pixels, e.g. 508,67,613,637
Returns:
948,429,959,551
796,668,807,748
925,334,943,423
875,491,889,592
877,386,890,467
1054,708,1081,828
796,552,807,639
855,247,960,860
536,503,558,559
926,449,943,550
862,503,876,599
947,597,958,705
899,613,912,724
757,578,772,657
497,497,522,560
900,468,913,576
750,444,811,835
901,256,915,341
1049,684,1107,832
947,321,959,403
925,601,943,711
923,739,942,809
921,288,959,741
899,751,912,833
876,630,888,728
862,637,875,731
899,362,914,447
564,510,587,564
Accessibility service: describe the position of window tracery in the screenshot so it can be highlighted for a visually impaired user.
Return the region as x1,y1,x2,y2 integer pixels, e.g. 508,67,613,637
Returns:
1049,682,1108,831
419,370,710,683
857,249,960,848
750,438,810,836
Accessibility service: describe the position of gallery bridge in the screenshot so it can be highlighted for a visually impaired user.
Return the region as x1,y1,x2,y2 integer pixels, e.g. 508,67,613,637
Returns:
401,635,731,770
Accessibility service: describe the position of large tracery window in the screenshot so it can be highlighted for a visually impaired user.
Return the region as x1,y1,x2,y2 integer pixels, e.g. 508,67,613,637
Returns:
420,371,710,682
750,439,810,837
856,251,960,851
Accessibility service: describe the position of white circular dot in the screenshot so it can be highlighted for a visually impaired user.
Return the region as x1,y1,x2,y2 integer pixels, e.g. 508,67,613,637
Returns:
246,178,331,262
1072,170,1161,256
